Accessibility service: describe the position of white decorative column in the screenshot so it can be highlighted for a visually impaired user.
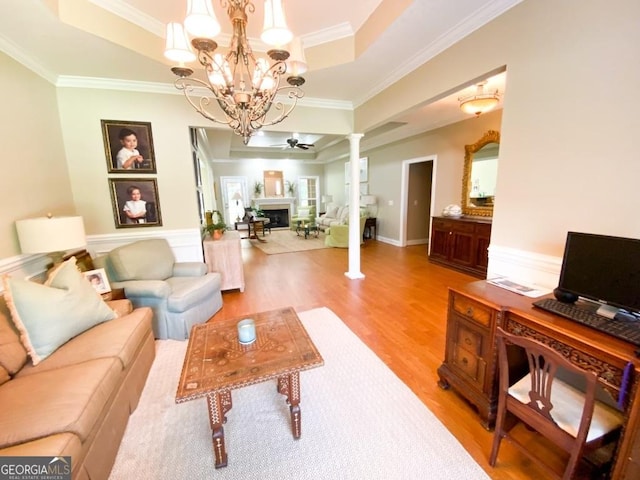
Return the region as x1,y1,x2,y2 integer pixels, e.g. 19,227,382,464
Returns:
346,133,365,279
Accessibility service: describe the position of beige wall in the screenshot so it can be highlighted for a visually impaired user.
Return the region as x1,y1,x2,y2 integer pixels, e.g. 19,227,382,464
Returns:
356,0,640,257
0,53,75,258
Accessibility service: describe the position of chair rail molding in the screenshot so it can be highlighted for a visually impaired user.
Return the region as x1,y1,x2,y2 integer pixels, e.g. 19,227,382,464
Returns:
0,228,203,290
488,244,562,290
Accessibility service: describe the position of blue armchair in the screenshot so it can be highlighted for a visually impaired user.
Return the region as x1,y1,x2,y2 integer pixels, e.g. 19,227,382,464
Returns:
94,238,222,340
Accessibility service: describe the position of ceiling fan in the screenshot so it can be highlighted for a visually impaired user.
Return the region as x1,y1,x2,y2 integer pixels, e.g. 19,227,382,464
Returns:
271,137,315,150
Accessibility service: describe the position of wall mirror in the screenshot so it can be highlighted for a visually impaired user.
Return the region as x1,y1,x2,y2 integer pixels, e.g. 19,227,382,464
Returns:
264,170,284,197
461,130,500,217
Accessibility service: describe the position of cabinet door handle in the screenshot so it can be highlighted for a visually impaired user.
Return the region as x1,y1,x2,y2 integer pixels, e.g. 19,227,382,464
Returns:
466,307,474,317
464,338,472,346
461,357,468,365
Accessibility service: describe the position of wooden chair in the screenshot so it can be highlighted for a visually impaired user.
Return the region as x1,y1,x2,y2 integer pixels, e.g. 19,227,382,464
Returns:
489,328,624,480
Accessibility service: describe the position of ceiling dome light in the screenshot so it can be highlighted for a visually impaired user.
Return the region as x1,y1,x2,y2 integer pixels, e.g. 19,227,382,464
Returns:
459,82,501,117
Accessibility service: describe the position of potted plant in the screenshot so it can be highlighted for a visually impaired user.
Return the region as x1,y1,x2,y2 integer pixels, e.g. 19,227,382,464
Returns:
253,181,264,198
285,180,295,196
203,210,226,240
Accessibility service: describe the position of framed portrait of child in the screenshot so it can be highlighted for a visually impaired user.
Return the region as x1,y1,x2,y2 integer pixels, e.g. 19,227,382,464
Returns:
101,119,157,173
108,178,163,228
83,268,111,295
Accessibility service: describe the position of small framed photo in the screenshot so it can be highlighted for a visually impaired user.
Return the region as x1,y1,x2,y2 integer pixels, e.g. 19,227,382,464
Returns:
83,268,111,294
101,120,156,173
109,178,163,228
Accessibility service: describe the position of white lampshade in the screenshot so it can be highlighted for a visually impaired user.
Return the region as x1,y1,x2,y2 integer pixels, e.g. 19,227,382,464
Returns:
184,0,221,38
261,0,293,46
16,216,86,255
360,195,377,206
164,22,197,63
286,37,307,76
232,191,243,201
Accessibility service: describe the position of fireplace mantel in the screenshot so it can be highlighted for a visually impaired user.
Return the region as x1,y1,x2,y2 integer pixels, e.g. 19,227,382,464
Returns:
254,197,295,224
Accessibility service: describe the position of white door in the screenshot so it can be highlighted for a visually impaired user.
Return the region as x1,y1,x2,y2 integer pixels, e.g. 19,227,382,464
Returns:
220,176,249,226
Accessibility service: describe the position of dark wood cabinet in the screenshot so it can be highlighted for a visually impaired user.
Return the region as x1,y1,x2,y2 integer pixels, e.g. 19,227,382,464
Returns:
429,216,491,278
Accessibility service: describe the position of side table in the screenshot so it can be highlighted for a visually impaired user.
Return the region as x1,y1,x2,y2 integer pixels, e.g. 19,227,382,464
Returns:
364,217,377,240
101,288,125,301
203,231,245,292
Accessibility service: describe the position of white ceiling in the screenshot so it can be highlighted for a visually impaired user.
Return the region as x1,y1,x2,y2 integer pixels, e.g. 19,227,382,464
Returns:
0,0,517,159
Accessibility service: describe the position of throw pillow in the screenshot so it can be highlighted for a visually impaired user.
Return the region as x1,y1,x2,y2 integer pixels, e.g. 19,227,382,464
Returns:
325,206,339,218
3,258,117,366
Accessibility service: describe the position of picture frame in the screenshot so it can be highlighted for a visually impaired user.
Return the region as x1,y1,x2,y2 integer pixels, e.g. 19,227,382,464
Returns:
83,268,111,294
101,120,156,173
345,157,368,184
109,178,163,228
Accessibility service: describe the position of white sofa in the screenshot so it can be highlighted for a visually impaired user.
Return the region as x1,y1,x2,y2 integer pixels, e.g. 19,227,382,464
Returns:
315,205,350,232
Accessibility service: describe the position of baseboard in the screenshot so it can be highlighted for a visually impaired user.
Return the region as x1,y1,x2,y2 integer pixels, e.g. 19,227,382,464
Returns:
487,244,561,290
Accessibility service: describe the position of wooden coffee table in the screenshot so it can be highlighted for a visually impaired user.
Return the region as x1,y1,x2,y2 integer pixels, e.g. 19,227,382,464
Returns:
175,307,324,468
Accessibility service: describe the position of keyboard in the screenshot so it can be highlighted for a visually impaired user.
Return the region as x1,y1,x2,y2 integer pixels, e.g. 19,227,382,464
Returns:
533,298,640,347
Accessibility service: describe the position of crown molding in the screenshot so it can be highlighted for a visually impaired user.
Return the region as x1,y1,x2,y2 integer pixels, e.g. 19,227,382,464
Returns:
302,22,354,48
354,0,523,107
0,34,57,84
55,75,353,110
89,0,165,37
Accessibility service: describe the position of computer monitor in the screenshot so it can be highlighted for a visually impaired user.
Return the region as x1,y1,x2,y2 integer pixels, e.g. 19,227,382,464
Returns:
558,232,640,316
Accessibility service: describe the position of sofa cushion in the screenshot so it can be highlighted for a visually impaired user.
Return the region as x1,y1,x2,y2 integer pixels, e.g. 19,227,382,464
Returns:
108,239,175,281
0,433,82,460
165,273,221,312
325,206,339,218
2,259,116,365
0,300,27,375
338,206,350,223
0,366,9,386
15,307,153,378
0,357,122,448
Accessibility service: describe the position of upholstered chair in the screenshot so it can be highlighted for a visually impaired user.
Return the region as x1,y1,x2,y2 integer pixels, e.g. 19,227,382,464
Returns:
94,239,222,340
324,215,367,248
290,206,316,230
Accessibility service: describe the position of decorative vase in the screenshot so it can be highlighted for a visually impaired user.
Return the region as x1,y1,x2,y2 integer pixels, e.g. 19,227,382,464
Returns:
212,229,224,240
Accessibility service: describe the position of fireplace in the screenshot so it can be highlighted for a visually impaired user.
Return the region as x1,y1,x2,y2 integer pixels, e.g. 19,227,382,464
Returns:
262,208,289,228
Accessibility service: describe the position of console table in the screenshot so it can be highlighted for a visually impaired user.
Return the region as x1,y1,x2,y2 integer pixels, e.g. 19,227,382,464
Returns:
429,216,491,278
437,280,640,479
203,231,245,292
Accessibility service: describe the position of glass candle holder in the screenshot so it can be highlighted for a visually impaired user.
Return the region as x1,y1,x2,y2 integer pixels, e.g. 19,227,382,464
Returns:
237,318,256,345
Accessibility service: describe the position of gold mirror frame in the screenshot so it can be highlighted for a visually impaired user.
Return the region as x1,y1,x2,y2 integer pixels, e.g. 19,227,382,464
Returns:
461,130,500,217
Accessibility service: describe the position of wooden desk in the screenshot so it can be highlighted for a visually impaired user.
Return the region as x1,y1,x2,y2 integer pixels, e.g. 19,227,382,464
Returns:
203,231,245,292
437,280,640,479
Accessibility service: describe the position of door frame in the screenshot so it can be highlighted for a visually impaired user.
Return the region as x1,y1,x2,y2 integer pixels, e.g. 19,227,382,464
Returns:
399,155,437,248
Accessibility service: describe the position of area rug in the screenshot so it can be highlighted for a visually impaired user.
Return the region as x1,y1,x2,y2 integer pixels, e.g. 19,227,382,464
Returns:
250,229,329,255
109,307,489,480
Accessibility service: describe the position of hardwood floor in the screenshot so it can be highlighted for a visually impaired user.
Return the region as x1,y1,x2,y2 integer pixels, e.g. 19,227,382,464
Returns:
212,238,569,480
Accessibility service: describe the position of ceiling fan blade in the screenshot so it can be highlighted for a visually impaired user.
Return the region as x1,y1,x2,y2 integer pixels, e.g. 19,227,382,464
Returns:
297,145,309,150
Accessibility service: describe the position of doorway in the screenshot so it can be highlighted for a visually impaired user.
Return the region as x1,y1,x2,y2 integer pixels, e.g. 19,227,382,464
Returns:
400,155,436,247
220,176,249,225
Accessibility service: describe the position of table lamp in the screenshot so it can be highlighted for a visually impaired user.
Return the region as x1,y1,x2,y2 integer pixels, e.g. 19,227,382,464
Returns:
321,194,333,212
16,214,86,265
232,191,243,222
360,195,377,218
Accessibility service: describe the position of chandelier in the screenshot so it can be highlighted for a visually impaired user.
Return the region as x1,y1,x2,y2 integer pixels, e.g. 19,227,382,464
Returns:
459,81,501,117
164,0,306,144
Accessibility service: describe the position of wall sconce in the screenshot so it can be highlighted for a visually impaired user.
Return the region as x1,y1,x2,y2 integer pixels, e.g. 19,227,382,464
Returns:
16,214,86,265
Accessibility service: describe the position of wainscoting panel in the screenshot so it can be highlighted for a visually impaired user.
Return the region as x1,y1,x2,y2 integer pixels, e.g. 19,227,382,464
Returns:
0,228,204,290
487,244,561,290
